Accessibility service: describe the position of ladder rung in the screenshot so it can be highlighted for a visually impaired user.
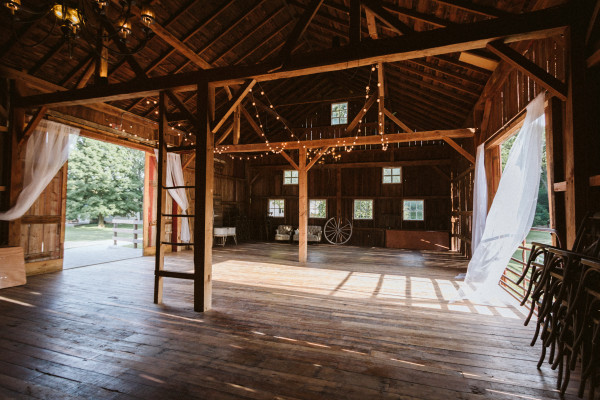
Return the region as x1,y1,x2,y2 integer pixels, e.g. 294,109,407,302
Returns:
156,271,195,280
163,185,195,189
167,145,195,152
162,241,194,246
161,214,195,218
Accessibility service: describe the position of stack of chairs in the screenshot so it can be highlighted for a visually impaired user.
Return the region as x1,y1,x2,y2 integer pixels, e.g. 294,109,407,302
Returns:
518,212,600,398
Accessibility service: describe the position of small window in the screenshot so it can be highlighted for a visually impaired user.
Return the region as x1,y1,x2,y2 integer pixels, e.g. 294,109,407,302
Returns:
331,102,348,125
268,199,285,218
283,170,298,185
309,199,327,218
382,167,401,184
403,200,424,221
354,199,373,220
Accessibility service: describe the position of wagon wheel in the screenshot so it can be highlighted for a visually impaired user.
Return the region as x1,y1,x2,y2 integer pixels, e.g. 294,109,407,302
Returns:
324,217,353,245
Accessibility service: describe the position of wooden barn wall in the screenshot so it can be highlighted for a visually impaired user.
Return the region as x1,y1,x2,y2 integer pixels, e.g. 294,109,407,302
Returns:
19,165,67,275
247,145,452,248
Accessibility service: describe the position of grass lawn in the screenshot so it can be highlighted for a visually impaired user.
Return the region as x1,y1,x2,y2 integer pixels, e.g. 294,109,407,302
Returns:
65,223,136,242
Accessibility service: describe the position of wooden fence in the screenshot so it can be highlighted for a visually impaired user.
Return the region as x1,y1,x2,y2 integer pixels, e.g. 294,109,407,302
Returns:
112,219,143,248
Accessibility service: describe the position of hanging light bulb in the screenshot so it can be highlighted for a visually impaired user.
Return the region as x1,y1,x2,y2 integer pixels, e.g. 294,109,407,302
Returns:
3,0,20,14
140,5,155,27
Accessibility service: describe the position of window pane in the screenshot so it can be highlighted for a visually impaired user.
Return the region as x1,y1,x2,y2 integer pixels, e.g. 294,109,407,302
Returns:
269,199,285,217
403,200,424,221
331,102,348,125
382,167,401,184
383,175,391,184
354,200,373,219
309,200,327,218
284,170,298,185
392,176,401,183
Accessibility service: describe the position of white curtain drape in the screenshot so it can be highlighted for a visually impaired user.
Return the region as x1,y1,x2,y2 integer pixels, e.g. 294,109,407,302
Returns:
0,120,79,221
154,151,191,242
471,144,488,253
462,93,545,301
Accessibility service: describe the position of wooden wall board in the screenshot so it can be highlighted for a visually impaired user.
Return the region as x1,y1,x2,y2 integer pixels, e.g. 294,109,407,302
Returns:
0,246,26,288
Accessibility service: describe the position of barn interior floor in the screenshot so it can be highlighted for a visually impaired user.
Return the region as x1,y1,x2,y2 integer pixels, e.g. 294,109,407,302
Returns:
0,242,582,399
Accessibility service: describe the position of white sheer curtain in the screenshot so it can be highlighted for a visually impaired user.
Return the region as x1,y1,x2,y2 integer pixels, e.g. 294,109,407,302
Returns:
154,151,191,242
461,93,545,302
0,120,79,221
471,144,488,253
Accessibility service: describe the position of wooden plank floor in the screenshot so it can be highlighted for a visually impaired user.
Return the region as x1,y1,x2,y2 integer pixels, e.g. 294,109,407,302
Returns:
0,243,581,399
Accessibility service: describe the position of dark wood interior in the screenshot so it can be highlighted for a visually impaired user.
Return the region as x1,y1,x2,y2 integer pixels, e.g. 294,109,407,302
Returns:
1,0,600,397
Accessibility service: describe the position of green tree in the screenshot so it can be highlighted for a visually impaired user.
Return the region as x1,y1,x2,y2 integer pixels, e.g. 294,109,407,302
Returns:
501,133,550,227
66,137,145,227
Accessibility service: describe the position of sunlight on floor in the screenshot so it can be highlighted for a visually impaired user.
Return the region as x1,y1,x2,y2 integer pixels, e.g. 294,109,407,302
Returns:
212,259,524,319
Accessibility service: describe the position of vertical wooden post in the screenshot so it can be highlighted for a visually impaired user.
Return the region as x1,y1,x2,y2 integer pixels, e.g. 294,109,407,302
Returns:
58,163,68,261
7,82,25,247
194,78,214,312
142,152,153,255
377,63,385,133
95,28,109,85
336,167,342,218
563,18,589,247
154,91,168,304
545,97,566,247
233,106,241,145
299,147,308,263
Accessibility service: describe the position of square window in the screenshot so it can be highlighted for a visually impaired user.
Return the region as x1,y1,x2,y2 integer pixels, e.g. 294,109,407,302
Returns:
283,170,298,185
268,199,285,218
331,102,348,125
353,199,373,220
382,167,402,184
403,200,424,221
309,199,327,218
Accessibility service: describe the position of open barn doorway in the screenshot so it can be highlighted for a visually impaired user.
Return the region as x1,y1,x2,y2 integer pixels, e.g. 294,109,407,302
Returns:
63,136,145,269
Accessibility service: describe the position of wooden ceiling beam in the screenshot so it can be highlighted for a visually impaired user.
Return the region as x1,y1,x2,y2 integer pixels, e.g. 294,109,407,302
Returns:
216,128,474,152
382,3,453,28
486,40,567,100
306,146,329,170
407,59,485,86
346,92,378,133
391,62,480,97
432,0,511,18
349,0,361,44
240,105,266,141
252,97,294,130
149,22,212,69
28,39,66,76
15,5,569,108
75,60,96,89
280,0,325,63
361,0,411,35
442,136,475,163
280,150,299,170
384,108,411,132
165,91,199,129
212,80,256,133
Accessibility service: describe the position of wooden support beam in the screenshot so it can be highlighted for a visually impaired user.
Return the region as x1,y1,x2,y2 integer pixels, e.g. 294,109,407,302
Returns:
218,128,474,153
280,151,299,170
432,0,511,18
361,0,411,35
194,78,214,312
382,3,452,28
442,136,475,164
336,167,342,218
182,153,196,170
365,9,378,39
349,0,361,44
75,60,96,89
306,146,329,170
384,108,411,132
346,92,378,133
154,91,168,304
590,175,600,187
459,51,499,71
14,5,569,107
19,106,47,146
212,80,256,134
563,16,590,247
280,0,325,63
587,47,600,68
215,122,234,145
545,96,565,246
377,63,385,133
240,105,265,141
298,146,308,263
233,107,241,145
486,40,568,100
149,21,212,69
253,97,294,130
165,91,199,129
553,181,567,192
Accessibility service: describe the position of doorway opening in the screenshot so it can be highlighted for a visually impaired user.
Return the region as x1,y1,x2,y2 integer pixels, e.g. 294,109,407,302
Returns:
63,137,145,269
